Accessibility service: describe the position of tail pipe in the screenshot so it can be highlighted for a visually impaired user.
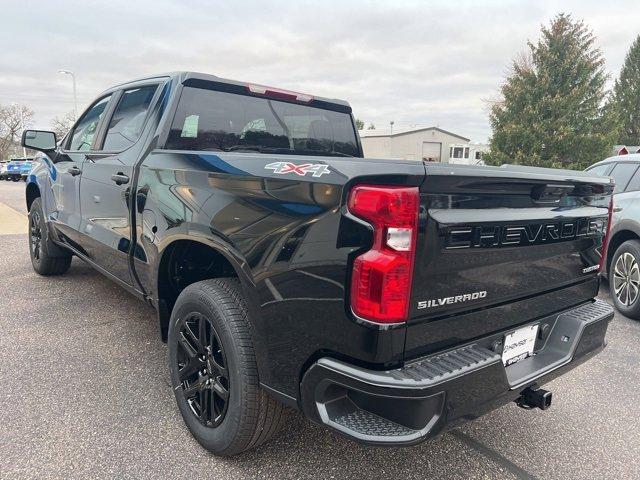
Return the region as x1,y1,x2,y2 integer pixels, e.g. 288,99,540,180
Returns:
517,386,552,411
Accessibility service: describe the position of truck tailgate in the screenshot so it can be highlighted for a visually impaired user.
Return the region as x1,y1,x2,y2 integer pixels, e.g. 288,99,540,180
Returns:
406,164,612,359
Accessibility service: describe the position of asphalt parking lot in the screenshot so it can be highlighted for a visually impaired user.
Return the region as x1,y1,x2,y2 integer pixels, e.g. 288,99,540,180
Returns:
1,179,639,479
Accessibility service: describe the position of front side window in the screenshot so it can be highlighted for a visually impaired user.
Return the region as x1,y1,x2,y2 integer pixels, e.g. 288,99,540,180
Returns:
68,95,112,151
102,85,158,151
586,163,610,177
165,87,358,157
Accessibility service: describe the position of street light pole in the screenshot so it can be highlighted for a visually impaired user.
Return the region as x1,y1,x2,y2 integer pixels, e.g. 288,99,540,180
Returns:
20,107,26,157
58,70,78,119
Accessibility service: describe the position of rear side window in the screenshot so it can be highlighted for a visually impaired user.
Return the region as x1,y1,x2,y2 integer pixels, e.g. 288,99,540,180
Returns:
102,85,158,151
624,165,640,192
165,87,358,157
609,163,639,193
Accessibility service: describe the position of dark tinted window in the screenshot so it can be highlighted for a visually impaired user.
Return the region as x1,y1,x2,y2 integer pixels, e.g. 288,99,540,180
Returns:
586,163,610,176
609,163,639,193
624,164,640,192
165,87,358,156
102,85,158,151
68,95,112,151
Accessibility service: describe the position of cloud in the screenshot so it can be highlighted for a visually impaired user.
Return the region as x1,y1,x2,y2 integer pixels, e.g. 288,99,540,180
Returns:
0,0,638,142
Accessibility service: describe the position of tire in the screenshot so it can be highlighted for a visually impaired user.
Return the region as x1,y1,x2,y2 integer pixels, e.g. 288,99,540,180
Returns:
28,197,72,276
610,239,640,320
168,278,289,455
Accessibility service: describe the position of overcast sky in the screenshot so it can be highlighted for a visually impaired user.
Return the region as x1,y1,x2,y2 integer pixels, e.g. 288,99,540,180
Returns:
1,0,638,142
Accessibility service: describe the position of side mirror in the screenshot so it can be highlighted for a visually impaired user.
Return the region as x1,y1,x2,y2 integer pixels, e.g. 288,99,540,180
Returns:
21,130,57,152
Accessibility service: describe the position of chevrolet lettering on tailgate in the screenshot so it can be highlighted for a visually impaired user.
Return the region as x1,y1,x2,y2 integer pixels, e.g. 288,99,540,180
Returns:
445,217,607,249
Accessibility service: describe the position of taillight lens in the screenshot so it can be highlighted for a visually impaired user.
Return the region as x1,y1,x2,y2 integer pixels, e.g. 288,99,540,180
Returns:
348,185,419,324
598,194,614,272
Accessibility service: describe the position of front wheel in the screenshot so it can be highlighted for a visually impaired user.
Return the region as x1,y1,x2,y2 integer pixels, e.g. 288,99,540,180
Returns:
168,278,289,455
28,197,72,276
610,239,640,320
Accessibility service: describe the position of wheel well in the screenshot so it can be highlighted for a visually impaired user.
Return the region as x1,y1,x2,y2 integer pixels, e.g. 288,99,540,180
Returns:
156,240,237,342
26,183,40,211
607,230,640,273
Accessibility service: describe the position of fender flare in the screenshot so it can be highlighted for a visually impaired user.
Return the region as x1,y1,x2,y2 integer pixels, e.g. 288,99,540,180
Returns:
154,228,272,383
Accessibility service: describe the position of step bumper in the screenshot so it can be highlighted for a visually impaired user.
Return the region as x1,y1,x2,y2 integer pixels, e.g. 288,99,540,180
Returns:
300,299,614,445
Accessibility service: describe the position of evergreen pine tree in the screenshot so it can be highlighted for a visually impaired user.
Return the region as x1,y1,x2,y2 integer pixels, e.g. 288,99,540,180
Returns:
611,35,640,146
486,14,615,169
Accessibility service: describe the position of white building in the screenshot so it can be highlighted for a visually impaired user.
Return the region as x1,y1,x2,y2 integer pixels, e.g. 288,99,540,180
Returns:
447,143,489,165
358,126,486,165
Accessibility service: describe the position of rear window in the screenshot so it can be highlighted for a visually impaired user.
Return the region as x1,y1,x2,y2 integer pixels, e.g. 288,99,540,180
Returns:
165,86,358,157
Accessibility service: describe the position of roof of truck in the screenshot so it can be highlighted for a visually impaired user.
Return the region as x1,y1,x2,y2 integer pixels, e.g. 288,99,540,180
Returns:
105,71,351,108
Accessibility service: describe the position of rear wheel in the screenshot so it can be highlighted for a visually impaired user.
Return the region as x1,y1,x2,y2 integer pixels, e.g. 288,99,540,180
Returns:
610,240,640,320
28,197,72,276
168,278,289,455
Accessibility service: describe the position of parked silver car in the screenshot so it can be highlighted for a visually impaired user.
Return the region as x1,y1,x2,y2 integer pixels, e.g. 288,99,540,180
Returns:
587,154,640,319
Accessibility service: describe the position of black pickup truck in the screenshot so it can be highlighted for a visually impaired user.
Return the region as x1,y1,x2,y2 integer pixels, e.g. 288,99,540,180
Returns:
22,72,614,456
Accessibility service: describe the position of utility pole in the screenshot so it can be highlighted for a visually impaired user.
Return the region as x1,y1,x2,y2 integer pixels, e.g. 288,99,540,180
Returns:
20,107,26,157
58,70,78,119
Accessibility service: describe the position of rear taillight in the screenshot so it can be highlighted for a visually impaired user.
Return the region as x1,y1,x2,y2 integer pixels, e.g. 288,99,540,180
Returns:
348,185,419,324
598,194,614,272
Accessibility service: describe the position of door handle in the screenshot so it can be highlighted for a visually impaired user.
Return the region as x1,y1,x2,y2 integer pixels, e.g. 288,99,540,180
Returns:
111,172,130,185
67,166,81,176
613,206,623,212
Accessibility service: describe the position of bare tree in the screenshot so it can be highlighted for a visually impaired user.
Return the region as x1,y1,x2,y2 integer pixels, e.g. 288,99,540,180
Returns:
50,111,76,140
0,103,34,160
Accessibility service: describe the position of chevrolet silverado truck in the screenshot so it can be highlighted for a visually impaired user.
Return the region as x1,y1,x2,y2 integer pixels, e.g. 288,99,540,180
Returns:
22,72,614,456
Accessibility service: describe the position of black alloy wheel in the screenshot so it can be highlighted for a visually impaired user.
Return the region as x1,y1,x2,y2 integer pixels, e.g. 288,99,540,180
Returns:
176,312,230,427
168,278,290,455
29,209,42,262
27,197,72,276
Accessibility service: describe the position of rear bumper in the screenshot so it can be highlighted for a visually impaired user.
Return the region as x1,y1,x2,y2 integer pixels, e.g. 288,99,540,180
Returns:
300,299,613,445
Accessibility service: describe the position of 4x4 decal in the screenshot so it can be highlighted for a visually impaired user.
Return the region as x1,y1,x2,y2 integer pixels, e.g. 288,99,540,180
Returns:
265,161,330,177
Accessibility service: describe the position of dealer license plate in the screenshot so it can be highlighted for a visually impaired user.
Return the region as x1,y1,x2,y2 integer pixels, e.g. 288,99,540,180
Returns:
502,324,538,366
